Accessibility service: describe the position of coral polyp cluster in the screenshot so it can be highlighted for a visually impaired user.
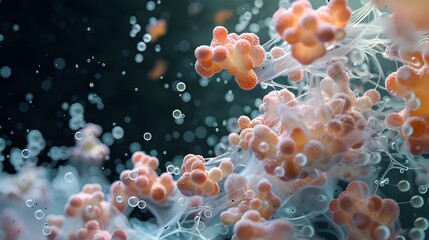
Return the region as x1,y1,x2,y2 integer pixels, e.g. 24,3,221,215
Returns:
2,0,429,240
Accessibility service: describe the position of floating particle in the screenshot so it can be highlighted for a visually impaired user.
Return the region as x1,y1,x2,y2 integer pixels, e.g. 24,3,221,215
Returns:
148,58,168,80
146,19,167,43
143,33,152,43
146,1,156,11
53,57,66,70
214,9,234,25
188,2,203,16
0,66,12,78
112,126,125,140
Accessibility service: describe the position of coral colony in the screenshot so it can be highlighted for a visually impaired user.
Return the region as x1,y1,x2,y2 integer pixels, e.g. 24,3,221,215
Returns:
2,0,429,240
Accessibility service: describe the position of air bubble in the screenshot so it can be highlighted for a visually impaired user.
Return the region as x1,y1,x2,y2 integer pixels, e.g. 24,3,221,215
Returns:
166,165,175,174
410,195,424,208
418,185,427,194
203,209,212,218
374,225,390,240
74,131,83,140
21,149,31,159
64,172,75,183
128,196,139,207
173,167,181,175
0,66,12,78
146,1,156,11
42,226,52,235
26,199,34,207
112,126,124,139
178,197,186,206
301,225,315,238
414,217,429,230
258,142,269,153
143,132,152,141
274,166,285,177
245,190,255,199
137,41,147,52
172,109,182,119
293,153,307,166
224,90,234,102
137,200,147,209
397,180,410,192
176,82,186,92
128,170,138,181
53,58,66,70
143,33,152,43
34,209,45,220
116,195,123,203
408,228,425,240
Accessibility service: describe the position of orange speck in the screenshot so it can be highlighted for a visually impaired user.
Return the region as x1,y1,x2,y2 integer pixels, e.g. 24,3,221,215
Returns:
214,9,234,25
148,58,168,81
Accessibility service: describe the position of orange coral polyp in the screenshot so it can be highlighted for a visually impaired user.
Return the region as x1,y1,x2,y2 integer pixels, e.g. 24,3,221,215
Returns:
273,0,352,64
194,26,266,90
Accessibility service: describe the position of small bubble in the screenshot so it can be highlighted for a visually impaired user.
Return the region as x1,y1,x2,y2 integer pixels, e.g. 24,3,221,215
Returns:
317,194,326,202
137,200,147,209
53,58,66,70
143,33,152,43
26,199,34,207
0,66,12,78
42,226,52,235
34,209,45,220
258,142,269,153
197,221,205,231
137,41,147,52
224,90,234,102
178,197,186,206
21,149,31,159
116,195,123,203
410,195,424,208
274,166,285,177
112,126,125,139
374,225,390,240
397,180,410,192
172,109,182,119
245,190,255,199
129,16,137,25
203,209,212,218
301,225,315,238
64,172,75,183
74,131,83,140
166,165,175,174
143,132,152,141
415,217,429,230
176,82,186,92
128,196,139,207
128,170,138,181
146,1,156,11
135,53,144,63
408,227,425,240
418,185,428,194
293,153,307,166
